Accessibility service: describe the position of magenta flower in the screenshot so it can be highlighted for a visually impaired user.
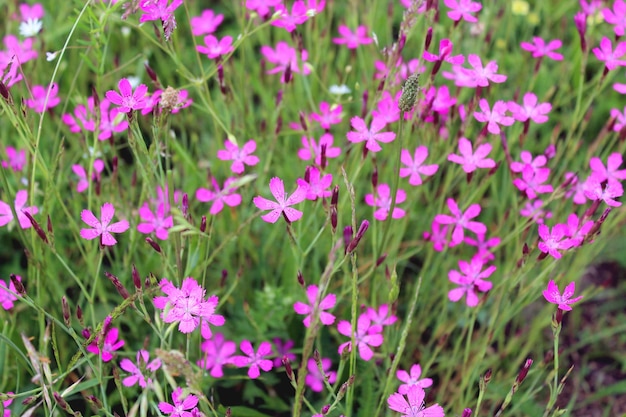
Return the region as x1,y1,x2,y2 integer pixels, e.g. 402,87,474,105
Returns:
231,340,274,379
153,277,225,337
139,0,182,39
190,9,224,36
400,146,439,186
346,116,396,153
80,203,129,246
365,183,406,221
387,385,445,417
298,134,342,165
2,146,26,171
158,387,199,417
19,3,44,20
592,36,626,71
443,0,482,22
611,106,626,131
196,35,233,59
603,0,626,36
565,213,594,247
464,54,508,87
511,151,548,175
293,284,336,328
25,83,60,113
272,338,297,367
583,176,623,207
260,41,311,83
87,318,124,362
512,166,554,200
245,0,282,19
337,314,384,361
448,258,495,307
520,199,553,224
542,280,583,311
447,137,495,173
302,166,333,200
98,98,129,140
0,190,39,229
397,364,433,395
120,350,162,388
332,25,373,49
538,224,573,259
520,37,564,61
137,203,173,240
373,91,401,123
423,221,450,251
310,102,343,129
253,177,308,223
217,139,259,174
474,99,514,134
105,78,148,113
198,332,237,378
508,93,552,124
366,304,398,327
431,85,458,114
589,152,626,187
0,275,21,310
564,172,587,205
434,198,487,245
423,38,464,65
61,96,96,133
72,159,104,193
306,357,337,392
271,1,309,32
196,177,242,216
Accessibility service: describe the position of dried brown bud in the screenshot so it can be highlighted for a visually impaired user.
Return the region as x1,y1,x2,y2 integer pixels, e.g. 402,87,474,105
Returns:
160,86,179,111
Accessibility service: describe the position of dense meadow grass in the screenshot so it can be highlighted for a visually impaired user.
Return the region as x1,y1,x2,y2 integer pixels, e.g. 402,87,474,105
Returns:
1,0,626,416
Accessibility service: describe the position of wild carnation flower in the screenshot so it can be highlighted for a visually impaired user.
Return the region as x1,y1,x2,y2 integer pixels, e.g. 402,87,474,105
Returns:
387,385,444,417
447,137,495,173
508,93,552,124
583,176,623,207
537,223,573,259
448,54,507,88
72,159,105,193
520,37,564,61
306,357,337,392
302,166,333,200
253,177,308,223
196,35,233,59
293,284,336,328
245,0,282,19
592,36,626,71
120,350,162,388
196,177,243,215
231,340,274,379
272,338,297,367
473,99,514,134
366,304,398,327
190,9,224,36
0,275,21,310
400,146,439,186
434,198,486,245
298,134,342,165
564,212,594,247
158,387,199,417
397,364,433,394
0,190,39,229
332,25,373,49
25,83,60,113
337,314,384,361
137,203,173,240
520,200,553,224
79,203,129,246
271,1,309,32
261,41,311,83
310,102,343,129
2,146,26,171
443,0,482,22
153,277,225,337
346,116,396,153
198,332,237,378
589,152,626,187
217,139,260,174
105,78,148,113
365,183,406,221
87,318,124,362
512,166,554,200
448,258,495,307
542,280,583,311
423,38,464,65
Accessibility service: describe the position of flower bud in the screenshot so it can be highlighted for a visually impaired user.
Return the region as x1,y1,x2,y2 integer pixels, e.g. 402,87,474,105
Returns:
104,271,130,299
132,264,141,290
62,296,71,326
297,270,305,288
10,274,25,296
146,237,162,253
399,72,420,112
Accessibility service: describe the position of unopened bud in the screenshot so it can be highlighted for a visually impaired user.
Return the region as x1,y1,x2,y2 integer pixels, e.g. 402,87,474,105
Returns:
424,27,433,51
297,271,305,287
320,143,327,169
88,395,103,409
330,207,337,233
282,355,294,381
22,211,48,244
299,111,308,131
62,296,71,326
9,274,25,296
220,269,228,287
399,72,420,112
284,64,292,83
225,408,231,417
371,166,378,188
132,264,141,290
200,215,207,232
376,254,387,267
0,80,10,101
361,90,368,119
331,185,339,207
343,225,353,252
515,358,533,385
76,304,84,325
347,220,369,253
461,409,472,417
144,61,158,83
53,392,68,410
47,215,53,235
321,404,330,415
146,237,162,253
275,116,283,136
181,193,189,218
105,271,130,299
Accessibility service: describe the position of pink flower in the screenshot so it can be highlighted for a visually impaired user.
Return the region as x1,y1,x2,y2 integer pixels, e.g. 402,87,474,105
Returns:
465,233,501,263
346,116,396,152
372,91,401,123
564,172,587,205
105,78,148,113
520,200,552,224
366,304,398,327
387,385,444,417
423,221,450,251
272,338,297,367
87,317,125,362
520,37,564,61
397,364,433,395
190,9,224,36
196,35,233,59
310,102,343,129
400,146,439,186
508,93,552,124
564,213,594,247
2,146,26,171
72,159,105,193
474,99,514,134
19,3,44,20
120,350,162,388
538,224,573,259
461,54,508,87
431,85,457,114
245,0,282,19
198,333,237,378
337,314,384,361
448,258,495,307
293,284,336,328
139,0,182,22
231,340,274,379
589,152,626,187
98,98,129,140
434,198,486,245
0,190,39,229
443,0,482,22
592,36,626,71
158,387,199,417
0,275,20,310
253,177,308,223
271,1,309,32
603,0,626,37
137,203,173,240
583,176,623,207
423,38,464,64
298,134,342,165
510,151,548,175
61,96,97,133
542,280,583,311
611,106,626,131
25,83,60,113
306,357,336,392
217,139,260,174
153,277,225,337
196,177,242,215
302,166,333,200
512,166,554,200
447,137,495,173
332,25,373,49
365,183,406,221
80,203,129,246
261,41,311,83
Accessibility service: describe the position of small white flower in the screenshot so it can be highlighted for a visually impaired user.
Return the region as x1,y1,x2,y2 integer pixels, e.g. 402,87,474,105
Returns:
127,76,141,89
19,18,43,38
329,84,351,95
46,51,59,62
